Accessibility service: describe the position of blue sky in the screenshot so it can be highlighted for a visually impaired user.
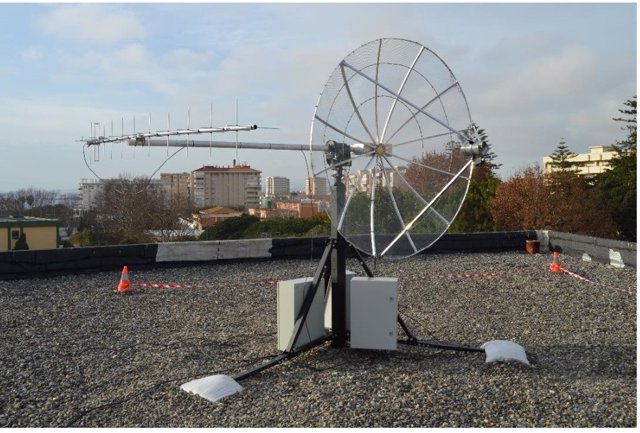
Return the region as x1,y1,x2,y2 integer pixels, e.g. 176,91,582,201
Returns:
0,2,636,192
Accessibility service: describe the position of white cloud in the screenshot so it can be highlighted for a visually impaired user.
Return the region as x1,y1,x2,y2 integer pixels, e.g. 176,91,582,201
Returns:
22,46,43,62
62,43,214,96
462,38,634,178
474,45,599,113
40,5,145,45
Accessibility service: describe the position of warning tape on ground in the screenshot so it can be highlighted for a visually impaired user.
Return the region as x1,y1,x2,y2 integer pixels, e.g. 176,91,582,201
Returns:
561,267,594,283
130,266,634,296
135,283,197,289
402,271,515,281
560,267,635,296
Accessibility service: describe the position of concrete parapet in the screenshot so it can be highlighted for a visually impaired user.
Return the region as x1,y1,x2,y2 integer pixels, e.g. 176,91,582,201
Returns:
539,230,636,268
156,239,272,262
0,243,158,278
431,231,537,252
217,239,272,260
0,231,635,279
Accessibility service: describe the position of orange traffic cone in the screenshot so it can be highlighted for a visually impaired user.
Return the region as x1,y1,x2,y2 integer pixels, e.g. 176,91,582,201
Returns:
117,266,132,294
550,252,562,273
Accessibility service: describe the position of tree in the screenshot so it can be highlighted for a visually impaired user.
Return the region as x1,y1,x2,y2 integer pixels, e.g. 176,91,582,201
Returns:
472,122,502,173
490,164,550,231
86,176,167,244
593,95,637,241
199,214,259,240
548,138,578,171
491,163,617,238
153,195,197,242
612,95,637,152
198,211,330,241
0,188,58,216
450,124,501,232
449,163,500,232
0,188,75,226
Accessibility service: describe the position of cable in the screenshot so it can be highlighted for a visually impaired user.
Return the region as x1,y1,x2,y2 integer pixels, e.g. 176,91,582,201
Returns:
62,336,280,427
397,307,438,340
64,372,205,427
298,359,350,372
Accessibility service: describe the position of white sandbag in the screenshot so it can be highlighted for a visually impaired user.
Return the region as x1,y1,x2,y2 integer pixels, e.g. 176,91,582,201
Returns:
181,374,243,402
481,340,530,366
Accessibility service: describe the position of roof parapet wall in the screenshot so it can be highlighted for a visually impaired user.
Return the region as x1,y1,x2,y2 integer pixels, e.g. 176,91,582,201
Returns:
537,230,636,268
0,231,635,279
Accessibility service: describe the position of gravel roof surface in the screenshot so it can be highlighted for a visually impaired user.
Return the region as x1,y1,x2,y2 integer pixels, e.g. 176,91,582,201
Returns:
0,251,636,427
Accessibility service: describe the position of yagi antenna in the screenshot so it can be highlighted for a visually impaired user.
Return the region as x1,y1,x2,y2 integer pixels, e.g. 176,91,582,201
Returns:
80,115,259,147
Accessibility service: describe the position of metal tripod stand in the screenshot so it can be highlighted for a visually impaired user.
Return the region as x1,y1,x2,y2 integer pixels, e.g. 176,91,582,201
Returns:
233,142,482,382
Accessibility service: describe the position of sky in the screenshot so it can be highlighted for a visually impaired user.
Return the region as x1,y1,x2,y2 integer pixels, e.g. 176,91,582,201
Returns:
0,2,636,193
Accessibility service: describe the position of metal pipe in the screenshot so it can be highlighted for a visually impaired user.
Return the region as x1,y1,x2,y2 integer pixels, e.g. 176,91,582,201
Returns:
130,138,328,152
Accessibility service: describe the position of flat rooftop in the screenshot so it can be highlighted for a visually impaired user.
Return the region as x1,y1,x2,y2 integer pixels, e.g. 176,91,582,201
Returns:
0,216,59,226
0,251,636,427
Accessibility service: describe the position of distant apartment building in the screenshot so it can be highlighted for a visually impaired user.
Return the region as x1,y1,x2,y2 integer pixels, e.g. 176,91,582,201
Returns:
77,179,103,215
344,166,407,194
305,177,328,197
160,172,191,204
191,165,261,209
248,200,320,221
543,145,616,178
266,176,290,197
276,200,319,219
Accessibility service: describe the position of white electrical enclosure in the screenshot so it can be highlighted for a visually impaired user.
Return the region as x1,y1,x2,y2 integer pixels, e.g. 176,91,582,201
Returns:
324,270,357,330
277,277,325,351
349,277,398,351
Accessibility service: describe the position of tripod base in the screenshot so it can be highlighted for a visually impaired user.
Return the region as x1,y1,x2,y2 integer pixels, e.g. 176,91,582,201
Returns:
231,236,492,385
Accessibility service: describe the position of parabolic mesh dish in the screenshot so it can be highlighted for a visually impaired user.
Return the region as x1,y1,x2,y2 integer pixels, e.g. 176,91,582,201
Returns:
310,38,477,259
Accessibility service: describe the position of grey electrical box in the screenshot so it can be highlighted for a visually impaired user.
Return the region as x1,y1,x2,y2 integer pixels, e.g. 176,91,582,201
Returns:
277,277,325,352
349,277,398,351
324,270,357,330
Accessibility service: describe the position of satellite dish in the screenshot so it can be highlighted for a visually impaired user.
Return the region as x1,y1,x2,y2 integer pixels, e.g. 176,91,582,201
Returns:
310,38,483,259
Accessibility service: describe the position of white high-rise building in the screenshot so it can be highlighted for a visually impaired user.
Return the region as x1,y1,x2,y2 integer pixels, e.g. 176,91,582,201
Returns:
266,176,290,197
543,145,617,178
192,165,261,209
77,179,103,213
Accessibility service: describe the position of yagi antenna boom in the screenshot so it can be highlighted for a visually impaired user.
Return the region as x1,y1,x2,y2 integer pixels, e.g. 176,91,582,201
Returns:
82,124,259,146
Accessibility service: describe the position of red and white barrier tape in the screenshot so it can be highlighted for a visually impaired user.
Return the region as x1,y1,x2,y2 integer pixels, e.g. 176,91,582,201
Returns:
559,267,635,296
136,283,197,289
402,271,515,282
135,279,279,290
127,264,634,296
561,267,594,283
